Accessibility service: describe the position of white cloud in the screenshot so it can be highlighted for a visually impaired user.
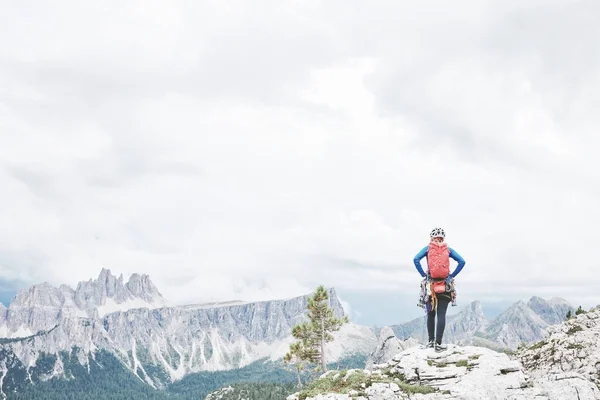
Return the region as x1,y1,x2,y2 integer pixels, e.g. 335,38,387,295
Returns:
0,0,599,317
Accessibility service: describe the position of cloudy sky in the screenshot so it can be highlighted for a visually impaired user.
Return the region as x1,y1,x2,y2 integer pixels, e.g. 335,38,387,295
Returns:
1,0,599,326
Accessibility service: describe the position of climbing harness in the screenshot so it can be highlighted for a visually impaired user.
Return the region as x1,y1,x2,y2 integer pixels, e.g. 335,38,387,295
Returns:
417,274,457,314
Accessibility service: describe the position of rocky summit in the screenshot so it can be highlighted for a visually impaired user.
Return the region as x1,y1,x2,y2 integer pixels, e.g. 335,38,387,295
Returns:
287,306,600,400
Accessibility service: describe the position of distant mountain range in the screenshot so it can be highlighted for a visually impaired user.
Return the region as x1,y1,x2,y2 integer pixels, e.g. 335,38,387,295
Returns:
0,269,577,398
0,269,375,396
390,296,574,350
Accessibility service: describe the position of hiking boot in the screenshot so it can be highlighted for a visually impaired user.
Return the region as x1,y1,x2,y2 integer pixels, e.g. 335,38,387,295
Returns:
422,340,435,349
435,343,447,352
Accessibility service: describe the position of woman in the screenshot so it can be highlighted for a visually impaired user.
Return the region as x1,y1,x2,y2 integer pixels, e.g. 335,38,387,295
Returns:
413,227,466,351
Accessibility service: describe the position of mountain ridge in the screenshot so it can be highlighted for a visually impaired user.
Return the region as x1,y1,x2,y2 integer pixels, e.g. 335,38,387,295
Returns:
391,296,575,350
0,269,377,391
0,268,583,397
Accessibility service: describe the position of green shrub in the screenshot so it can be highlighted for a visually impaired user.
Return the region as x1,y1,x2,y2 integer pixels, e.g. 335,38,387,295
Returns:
566,344,584,350
529,340,546,350
567,325,583,335
297,366,438,399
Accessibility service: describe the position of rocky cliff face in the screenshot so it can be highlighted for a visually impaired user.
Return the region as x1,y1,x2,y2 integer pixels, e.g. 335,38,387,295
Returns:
520,305,600,398
365,327,419,369
526,296,574,325
0,270,377,392
287,305,600,400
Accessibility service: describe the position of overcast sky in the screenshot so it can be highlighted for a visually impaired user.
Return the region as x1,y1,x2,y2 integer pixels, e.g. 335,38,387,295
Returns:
1,0,599,326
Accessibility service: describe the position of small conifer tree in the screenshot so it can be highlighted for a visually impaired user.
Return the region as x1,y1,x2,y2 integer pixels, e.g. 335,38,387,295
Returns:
288,285,349,373
283,341,306,388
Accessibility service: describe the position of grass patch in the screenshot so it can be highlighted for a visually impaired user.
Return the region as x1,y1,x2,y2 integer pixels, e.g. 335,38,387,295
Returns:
567,325,583,335
529,340,546,350
468,354,480,360
397,381,437,395
297,370,368,400
566,344,584,350
297,367,437,400
427,359,471,368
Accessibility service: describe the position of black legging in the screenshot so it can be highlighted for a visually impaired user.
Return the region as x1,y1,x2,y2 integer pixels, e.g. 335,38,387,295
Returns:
427,294,450,344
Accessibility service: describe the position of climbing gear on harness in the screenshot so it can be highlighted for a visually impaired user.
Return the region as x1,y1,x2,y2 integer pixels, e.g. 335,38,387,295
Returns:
417,274,457,312
448,276,457,307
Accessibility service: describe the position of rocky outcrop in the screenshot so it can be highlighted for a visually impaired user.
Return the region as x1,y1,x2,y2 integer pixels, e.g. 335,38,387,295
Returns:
365,326,418,369
287,343,600,399
286,306,600,400
519,305,600,399
287,345,540,400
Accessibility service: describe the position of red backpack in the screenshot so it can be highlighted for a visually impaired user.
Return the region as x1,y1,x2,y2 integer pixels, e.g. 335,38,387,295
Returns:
427,242,450,293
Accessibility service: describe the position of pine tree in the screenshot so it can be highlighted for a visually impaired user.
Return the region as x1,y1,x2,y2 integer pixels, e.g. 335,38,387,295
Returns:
566,310,572,319
292,285,349,372
283,341,306,388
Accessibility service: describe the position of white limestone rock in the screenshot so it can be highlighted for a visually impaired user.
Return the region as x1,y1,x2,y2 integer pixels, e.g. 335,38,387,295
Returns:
366,326,419,369
292,310,600,400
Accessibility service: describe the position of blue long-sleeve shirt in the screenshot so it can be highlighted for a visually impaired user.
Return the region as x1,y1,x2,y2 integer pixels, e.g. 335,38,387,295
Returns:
413,245,466,278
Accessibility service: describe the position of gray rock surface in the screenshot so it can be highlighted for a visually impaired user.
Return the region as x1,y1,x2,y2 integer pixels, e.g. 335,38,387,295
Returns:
287,306,600,400
526,296,574,325
520,305,600,399
365,326,419,369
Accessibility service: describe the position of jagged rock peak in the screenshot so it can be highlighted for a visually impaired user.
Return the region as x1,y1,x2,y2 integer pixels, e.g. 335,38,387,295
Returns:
526,295,574,325
8,269,167,312
125,272,163,302
365,326,419,369
11,282,64,308
464,299,483,312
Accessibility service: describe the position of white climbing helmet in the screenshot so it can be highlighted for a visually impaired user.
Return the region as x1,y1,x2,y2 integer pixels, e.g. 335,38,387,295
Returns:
430,227,445,238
